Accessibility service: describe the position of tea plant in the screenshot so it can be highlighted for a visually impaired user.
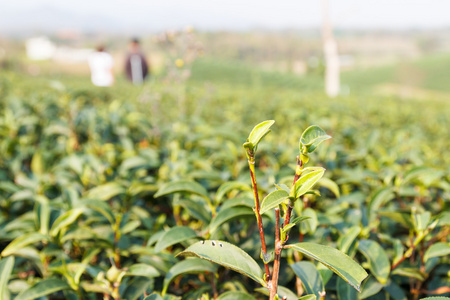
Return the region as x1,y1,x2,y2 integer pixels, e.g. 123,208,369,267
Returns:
170,121,367,299
0,70,448,300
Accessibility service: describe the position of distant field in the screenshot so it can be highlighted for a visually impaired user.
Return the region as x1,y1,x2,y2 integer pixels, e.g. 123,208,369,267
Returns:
189,53,450,98
342,52,450,93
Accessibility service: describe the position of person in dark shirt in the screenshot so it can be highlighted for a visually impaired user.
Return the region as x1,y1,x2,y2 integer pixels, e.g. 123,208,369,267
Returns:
124,38,149,84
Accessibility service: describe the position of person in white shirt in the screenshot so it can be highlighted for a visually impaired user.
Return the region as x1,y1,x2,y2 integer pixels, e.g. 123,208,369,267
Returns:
88,45,114,87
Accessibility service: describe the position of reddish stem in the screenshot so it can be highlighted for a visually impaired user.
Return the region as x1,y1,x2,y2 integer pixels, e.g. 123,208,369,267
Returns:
284,156,303,229
248,159,271,280
270,208,282,300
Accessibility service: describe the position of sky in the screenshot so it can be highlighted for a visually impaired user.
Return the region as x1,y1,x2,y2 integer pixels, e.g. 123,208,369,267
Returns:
1,0,450,33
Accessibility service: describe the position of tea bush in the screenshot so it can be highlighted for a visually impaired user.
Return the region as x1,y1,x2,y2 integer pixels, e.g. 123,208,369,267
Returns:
0,71,448,300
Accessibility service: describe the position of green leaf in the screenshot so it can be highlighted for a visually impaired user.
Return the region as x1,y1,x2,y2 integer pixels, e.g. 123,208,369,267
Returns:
216,181,251,203
378,211,414,229
154,226,199,253
84,200,115,224
368,187,395,221
300,125,331,153
419,297,450,300
121,220,141,234
402,166,435,184
74,248,100,284
85,182,126,201
144,294,163,300
162,258,216,295
50,208,85,237
174,198,211,223
121,276,152,300
317,177,340,198
424,242,450,262
393,239,404,266
338,226,361,255
144,294,164,300
290,261,324,299
1,233,49,257
254,286,298,300
31,151,44,175
285,243,368,292
436,211,450,226
336,276,358,300
126,263,160,278
217,291,256,300
209,206,255,233
300,208,318,235
291,168,325,199
0,256,14,300
282,216,311,233
299,296,317,300
178,240,266,287
36,198,50,235
357,240,390,284
384,280,406,300
220,197,254,210
244,120,275,152
260,190,289,215
15,278,70,300
413,211,431,232
154,180,209,199
359,276,383,299
391,268,425,281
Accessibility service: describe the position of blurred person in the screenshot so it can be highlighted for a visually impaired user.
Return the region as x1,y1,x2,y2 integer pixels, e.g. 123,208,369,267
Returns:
88,45,114,87
125,38,149,84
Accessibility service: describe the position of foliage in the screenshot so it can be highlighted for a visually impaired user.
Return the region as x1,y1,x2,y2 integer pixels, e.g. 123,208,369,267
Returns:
0,68,448,300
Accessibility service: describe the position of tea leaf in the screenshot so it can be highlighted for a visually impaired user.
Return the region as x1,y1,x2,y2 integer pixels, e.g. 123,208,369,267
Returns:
216,181,251,203
144,294,163,300
358,240,390,284
85,182,126,201
317,177,340,198
391,268,425,281
299,295,317,300
121,277,152,300
338,226,361,255
368,187,395,221
359,276,383,299
162,258,216,295
217,291,257,300
291,168,325,199
15,278,70,300
286,243,368,292
178,240,266,287
378,211,414,229
336,276,358,300
50,208,85,237
300,125,331,153
290,261,324,299
300,208,318,235
260,190,289,215
1,233,49,257
126,263,160,278
0,256,14,300
154,180,209,199
154,226,199,253
244,120,275,152
255,285,298,300
413,211,431,232
209,206,255,233
424,242,450,262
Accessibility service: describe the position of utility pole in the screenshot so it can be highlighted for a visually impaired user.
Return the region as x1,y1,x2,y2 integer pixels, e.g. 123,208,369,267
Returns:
322,0,340,97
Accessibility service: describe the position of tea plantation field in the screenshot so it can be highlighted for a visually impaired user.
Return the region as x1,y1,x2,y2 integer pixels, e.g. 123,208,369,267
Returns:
0,66,449,300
